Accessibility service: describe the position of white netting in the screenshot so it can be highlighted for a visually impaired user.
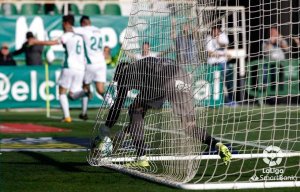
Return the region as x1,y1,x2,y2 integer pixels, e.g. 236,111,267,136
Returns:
88,0,300,189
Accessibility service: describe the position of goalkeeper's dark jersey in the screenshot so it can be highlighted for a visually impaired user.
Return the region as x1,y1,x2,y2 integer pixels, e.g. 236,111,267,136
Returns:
105,57,187,128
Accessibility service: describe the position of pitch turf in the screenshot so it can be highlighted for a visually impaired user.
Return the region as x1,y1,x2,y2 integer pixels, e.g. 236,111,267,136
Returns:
0,109,299,192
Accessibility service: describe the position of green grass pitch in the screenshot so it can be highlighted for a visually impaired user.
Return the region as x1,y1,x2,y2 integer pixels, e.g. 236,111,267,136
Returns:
0,109,299,192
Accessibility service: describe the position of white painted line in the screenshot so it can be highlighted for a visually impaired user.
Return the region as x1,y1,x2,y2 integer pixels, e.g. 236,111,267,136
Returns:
1,148,86,152
49,115,96,123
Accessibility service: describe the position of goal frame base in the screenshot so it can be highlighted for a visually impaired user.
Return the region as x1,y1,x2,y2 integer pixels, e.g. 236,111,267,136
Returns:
91,153,300,190
103,164,300,190
100,152,300,162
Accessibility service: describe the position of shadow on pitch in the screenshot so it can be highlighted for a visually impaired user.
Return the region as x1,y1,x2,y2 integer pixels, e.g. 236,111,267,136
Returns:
19,151,87,173
5,152,119,174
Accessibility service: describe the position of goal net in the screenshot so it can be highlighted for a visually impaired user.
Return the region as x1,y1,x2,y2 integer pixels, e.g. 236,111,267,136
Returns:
88,0,300,189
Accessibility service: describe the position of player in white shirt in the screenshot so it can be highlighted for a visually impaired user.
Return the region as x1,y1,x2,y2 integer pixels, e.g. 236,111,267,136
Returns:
73,16,114,120
30,15,88,122
206,27,230,65
206,26,236,106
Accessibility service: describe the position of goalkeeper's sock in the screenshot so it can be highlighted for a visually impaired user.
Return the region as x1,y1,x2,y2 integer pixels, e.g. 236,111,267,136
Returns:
125,155,150,167
81,96,88,115
59,94,70,118
136,155,150,167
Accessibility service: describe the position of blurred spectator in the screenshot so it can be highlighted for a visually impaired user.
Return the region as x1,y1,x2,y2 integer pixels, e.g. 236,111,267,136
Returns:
113,45,122,65
293,36,300,47
62,4,78,15
2,3,15,15
291,36,300,58
0,43,16,66
44,4,56,15
263,27,289,61
104,46,116,67
135,41,158,60
12,32,44,66
206,26,236,106
171,19,197,65
206,27,230,65
124,41,160,61
262,27,288,89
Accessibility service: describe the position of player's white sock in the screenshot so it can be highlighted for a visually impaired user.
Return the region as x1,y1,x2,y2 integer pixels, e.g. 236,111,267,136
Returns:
82,96,88,115
59,94,70,118
70,90,86,100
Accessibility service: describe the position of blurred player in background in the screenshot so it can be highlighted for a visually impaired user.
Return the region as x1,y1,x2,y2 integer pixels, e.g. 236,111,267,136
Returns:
104,46,117,67
262,26,288,91
171,19,198,65
73,15,114,120
30,15,88,123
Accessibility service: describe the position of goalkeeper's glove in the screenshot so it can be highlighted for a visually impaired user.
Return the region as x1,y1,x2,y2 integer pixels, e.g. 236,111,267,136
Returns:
216,142,232,165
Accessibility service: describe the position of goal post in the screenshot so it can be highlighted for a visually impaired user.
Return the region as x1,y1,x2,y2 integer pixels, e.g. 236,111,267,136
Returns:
88,0,300,189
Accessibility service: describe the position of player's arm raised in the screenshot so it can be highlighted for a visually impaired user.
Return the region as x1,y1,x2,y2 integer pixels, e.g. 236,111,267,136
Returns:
28,39,60,46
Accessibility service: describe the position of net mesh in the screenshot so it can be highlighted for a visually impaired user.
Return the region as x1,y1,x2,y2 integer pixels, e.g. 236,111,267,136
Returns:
87,0,300,186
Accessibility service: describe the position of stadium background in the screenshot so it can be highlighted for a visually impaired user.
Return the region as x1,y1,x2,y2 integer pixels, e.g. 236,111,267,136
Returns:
1,0,299,109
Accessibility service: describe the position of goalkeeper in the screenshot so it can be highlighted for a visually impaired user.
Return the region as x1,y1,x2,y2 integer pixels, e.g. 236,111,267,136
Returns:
94,57,232,166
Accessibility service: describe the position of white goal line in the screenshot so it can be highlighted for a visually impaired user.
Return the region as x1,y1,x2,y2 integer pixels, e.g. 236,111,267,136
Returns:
101,152,300,162
180,181,300,190
47,116,296,155
144,126,293,153
0,148,86,152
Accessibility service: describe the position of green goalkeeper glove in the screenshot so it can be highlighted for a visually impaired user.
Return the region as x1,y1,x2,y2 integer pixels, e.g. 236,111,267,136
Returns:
216,142,232,165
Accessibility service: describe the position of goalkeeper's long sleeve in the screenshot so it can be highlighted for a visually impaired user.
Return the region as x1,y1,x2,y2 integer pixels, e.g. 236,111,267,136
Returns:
105,87,128,128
